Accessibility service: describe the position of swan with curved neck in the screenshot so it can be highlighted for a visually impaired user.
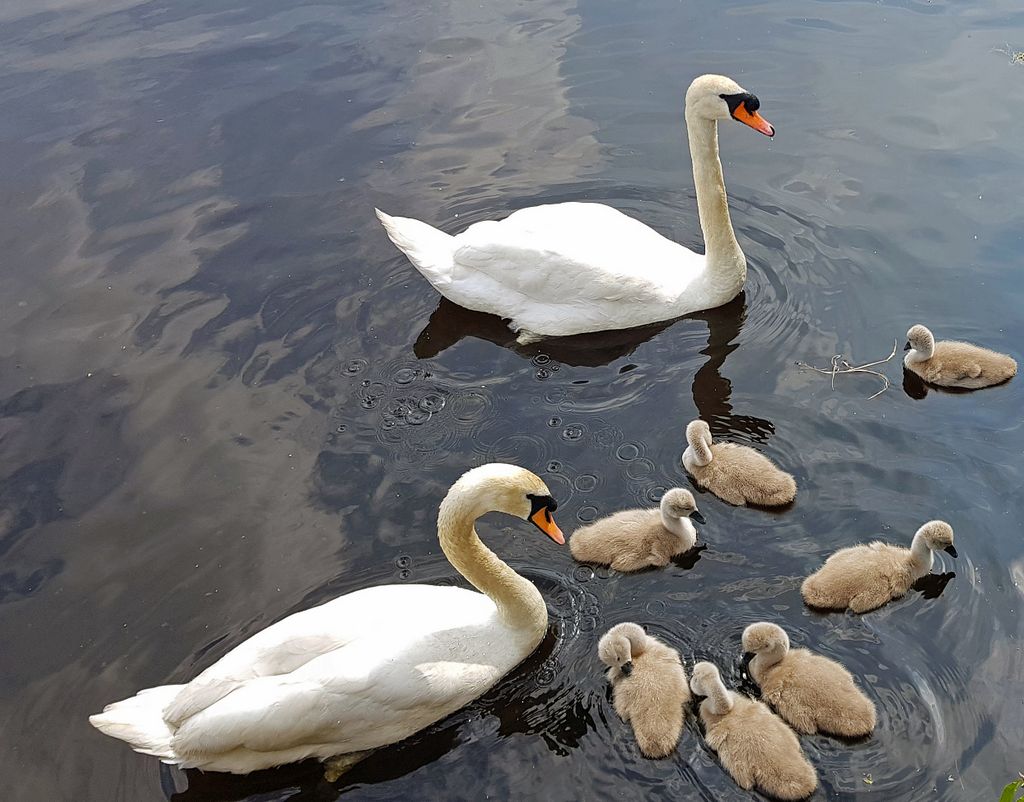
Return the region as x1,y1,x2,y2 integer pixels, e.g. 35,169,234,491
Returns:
376,74,774,342
90,464,563,776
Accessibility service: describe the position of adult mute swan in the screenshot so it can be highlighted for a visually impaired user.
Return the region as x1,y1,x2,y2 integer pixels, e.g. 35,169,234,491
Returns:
376,74,774,342
89,464,563,777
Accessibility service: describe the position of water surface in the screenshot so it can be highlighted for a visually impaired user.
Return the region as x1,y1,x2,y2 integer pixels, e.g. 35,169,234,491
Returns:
1,0,1023,800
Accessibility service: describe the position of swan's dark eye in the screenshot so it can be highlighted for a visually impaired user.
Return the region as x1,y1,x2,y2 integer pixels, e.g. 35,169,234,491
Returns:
720,91,759,114
527,492,557,515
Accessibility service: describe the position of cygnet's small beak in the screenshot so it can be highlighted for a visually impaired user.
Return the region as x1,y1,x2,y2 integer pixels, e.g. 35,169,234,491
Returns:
733,102,775,137
690,509,707,525
903,341,912,352
944,545,958,558
529,507,564,545
740,652,754,673
620,661,633,677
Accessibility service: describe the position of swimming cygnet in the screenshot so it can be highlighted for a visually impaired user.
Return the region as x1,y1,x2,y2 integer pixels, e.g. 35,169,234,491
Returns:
570,488,705,572
682,419,797,507
597,623,690,758
903,324,1016,388
742,622,876,737
690,661,817,800
801,520,956,613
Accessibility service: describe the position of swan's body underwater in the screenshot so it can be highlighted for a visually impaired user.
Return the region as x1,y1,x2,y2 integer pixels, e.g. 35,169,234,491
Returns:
89,464,563,777
377,74,774,342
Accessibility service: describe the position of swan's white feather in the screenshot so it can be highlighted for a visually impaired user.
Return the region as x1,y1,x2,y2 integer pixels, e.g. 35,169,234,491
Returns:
92,583,539,774
379,202,715,338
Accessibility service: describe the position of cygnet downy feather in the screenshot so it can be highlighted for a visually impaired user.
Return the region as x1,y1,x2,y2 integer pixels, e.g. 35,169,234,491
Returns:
570,488,704,572
742,622,876,737
801,520,956,613
597,623,690,758
690,661,817,800
682,419,797,507
903,324,1016,389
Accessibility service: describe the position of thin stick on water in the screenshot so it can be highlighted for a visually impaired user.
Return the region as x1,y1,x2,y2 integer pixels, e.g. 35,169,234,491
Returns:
795,339,899,399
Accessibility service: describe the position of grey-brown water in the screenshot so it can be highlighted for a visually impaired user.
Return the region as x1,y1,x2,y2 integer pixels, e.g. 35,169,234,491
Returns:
2,0,1023,800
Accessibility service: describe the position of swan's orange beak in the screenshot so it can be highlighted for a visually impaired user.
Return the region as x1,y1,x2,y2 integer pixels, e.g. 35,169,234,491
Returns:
530,507,564,545
733,102,775,137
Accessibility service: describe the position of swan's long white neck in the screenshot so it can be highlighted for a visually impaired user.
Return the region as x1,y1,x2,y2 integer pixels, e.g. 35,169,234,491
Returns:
908,530,935,578
436,489,547,634
686,112,746,294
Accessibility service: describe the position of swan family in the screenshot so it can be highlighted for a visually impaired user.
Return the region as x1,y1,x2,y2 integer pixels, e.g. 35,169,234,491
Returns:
89,72,1015,798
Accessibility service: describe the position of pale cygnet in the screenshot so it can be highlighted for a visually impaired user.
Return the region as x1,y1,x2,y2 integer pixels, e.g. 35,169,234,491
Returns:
903,324,1016,388
570,488,705,572
597,623,690,758
801,520,956,613
682,419,797,507
741,622,876,737
689,661,817,800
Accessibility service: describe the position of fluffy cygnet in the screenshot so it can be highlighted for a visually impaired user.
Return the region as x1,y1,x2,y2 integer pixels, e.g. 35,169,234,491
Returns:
801,520,956,613
570,488,705,572
742,622,876,737
682,420,797,507
903,324,1016,388
597,623,690,758
690,661,817,800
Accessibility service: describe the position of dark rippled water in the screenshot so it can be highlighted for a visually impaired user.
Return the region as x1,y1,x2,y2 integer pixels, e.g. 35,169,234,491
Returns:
2,0,1023,800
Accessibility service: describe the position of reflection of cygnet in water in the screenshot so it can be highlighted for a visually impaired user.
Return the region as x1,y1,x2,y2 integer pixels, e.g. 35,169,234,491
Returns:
682,419,797,506
597,623,689,758
690,661,817,800
802,520,956,613
742,622,876,737
570,489,704,572
903,324,1016,389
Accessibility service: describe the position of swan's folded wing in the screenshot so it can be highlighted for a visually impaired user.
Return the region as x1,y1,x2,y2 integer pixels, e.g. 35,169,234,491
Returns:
170,644,504,756
452,241,661,304
452,204,701,304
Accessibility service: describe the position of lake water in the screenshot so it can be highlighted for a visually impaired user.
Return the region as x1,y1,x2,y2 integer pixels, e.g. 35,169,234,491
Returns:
2,0,1023,800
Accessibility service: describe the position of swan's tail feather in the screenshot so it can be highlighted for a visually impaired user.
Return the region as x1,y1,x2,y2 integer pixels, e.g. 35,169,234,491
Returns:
375,208,456,289
89,685,186,761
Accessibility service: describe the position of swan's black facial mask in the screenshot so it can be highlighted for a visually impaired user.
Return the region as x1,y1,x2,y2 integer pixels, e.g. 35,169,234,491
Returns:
719,91,775,137
526,493,564,544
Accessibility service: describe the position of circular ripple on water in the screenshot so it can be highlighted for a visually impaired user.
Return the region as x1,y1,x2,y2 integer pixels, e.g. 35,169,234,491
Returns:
614,442,643,462
573,473,599,493
592,422,623,449
624,457,656,482
341,358,368,376
560,423,587,443
480,432,555,468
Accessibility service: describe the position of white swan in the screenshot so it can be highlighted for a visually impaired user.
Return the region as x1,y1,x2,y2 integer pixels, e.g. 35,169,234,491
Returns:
89,464,563,776
376,74,775,342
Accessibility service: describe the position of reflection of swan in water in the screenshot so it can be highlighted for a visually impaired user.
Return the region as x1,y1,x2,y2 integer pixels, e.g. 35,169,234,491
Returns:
416,293,774,443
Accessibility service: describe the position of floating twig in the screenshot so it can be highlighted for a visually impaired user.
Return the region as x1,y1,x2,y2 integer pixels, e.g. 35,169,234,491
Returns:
796,339,899,399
